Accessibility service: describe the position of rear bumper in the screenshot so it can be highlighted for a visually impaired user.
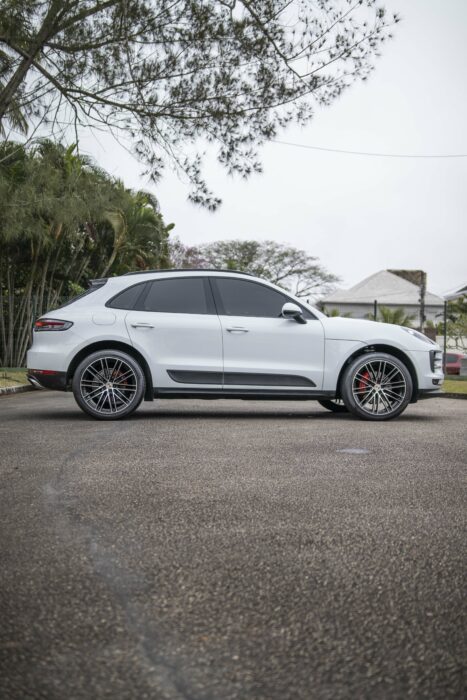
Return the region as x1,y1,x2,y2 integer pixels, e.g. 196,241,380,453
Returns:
27,370,67,391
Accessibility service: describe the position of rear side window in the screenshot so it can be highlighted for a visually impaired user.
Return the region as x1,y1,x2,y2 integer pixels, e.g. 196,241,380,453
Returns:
139,277,213,314
107,282,148,310
58,279,108,308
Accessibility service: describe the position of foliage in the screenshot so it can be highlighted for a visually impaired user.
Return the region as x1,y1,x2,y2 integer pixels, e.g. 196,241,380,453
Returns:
365,306,415,327
442,296,467,350
0,139,171,366
425,319,443,335
0,0,397,207
167,237,207,270
169,238,338,298
322,306,352,318
0,367,27,388
442,378,467,395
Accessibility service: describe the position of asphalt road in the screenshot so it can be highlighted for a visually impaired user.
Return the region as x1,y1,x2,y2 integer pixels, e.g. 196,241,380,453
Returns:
0,391,466,700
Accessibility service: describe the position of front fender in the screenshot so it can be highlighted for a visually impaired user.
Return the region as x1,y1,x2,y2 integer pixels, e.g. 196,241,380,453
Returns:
323,339,366,391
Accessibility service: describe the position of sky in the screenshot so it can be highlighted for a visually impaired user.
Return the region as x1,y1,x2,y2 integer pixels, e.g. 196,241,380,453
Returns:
80,0,467,298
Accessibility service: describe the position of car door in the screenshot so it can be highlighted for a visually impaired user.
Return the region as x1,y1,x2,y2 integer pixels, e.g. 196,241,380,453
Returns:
210,276,325,391
124,276,223,389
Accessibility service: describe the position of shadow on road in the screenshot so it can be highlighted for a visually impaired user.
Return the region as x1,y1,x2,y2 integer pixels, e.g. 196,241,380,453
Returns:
27,407,438,423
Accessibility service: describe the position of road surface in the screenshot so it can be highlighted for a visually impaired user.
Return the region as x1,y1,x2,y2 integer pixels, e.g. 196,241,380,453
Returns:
0,392,466,699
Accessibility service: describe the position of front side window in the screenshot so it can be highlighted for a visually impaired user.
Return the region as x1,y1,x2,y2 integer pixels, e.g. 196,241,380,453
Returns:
140,277,212,314
213,278,289,318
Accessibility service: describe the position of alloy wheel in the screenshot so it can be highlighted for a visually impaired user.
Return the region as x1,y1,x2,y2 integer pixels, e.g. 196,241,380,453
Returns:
79,356,138,415
351,359,407,417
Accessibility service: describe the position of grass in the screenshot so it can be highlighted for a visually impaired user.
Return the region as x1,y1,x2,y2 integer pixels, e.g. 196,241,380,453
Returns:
443,376,467,394
0,368,28,389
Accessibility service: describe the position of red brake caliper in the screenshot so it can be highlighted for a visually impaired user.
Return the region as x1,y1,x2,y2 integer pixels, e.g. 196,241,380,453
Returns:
359,370,371,395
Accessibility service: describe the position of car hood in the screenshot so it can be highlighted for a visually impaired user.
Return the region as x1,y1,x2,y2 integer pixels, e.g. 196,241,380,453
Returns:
320,316,438,351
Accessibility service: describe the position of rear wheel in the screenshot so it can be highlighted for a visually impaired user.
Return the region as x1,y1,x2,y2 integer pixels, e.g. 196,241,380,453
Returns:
341,352,412,421
318,399,348,413
72,350,145,420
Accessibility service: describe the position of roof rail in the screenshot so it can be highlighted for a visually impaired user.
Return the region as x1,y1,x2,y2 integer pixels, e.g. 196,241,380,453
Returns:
124,268,258,277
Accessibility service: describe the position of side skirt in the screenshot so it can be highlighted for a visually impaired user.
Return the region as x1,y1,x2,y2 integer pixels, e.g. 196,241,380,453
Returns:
154,388,336,401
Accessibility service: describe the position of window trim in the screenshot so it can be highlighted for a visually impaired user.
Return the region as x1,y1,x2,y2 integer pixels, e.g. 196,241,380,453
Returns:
209,276,317,320
105,281,150,310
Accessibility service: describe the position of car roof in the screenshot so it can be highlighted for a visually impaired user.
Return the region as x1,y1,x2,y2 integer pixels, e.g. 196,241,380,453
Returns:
123,268,257,277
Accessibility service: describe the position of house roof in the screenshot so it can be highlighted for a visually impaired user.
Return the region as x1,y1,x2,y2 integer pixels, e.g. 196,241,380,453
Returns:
323,270,444,306
443,282,467,301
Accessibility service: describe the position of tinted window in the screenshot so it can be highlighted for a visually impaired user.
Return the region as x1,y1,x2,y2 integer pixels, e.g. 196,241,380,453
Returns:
108,282,147,309
141,278,211,314
214,278,288,318
59,280,108,308
445,354,457,363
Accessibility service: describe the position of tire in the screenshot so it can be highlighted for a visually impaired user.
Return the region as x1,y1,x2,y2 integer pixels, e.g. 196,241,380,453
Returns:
72,350,146,420
340,352,413,421
318,399,348,413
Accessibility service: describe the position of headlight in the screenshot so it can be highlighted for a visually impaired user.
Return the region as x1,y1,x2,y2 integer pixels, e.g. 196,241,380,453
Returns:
400,327,436,345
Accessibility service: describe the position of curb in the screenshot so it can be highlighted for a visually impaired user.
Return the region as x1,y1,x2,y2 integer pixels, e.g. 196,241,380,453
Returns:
439,392,467,400
0,384,35,397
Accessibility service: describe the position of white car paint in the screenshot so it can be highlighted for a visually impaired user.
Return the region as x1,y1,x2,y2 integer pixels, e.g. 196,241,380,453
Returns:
27,270,444,416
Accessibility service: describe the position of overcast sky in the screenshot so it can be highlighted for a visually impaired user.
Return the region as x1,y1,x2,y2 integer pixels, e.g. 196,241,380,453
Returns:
81,0,467,298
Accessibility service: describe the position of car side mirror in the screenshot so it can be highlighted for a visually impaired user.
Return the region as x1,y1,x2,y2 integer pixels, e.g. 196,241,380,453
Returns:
281,302,307,324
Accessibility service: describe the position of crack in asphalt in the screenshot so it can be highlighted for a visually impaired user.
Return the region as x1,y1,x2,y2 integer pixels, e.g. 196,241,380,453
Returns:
42,425,203,700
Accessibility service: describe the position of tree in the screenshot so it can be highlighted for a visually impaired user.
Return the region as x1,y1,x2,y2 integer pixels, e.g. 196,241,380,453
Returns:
169,238,338,299
99,185,172,276
365,306,415,327
166,237,207,270
444,296,467,351
0,139,171,366
0,0,397,207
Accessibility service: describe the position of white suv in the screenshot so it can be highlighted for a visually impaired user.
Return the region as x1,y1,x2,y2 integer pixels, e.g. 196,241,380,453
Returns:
27,269,444,420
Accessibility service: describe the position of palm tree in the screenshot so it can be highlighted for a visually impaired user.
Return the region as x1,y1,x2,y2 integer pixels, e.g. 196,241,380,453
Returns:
101,186,171,276
0,140,172,366
366,306,415,327
322,306,353,318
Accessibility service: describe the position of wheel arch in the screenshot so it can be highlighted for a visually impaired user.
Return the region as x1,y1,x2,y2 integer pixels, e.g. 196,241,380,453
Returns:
66,340,154,401
336,344,419,403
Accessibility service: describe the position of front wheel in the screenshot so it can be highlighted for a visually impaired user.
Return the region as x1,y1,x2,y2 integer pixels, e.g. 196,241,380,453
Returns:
340,353,413,421
72,350,145,420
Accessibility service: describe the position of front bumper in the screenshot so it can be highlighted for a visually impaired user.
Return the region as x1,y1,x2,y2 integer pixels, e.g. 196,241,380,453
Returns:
417,388,444,399
406,350,444,391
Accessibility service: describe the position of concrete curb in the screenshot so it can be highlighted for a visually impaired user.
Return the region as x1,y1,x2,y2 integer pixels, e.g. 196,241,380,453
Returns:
439,392,467,400
0,384,35,397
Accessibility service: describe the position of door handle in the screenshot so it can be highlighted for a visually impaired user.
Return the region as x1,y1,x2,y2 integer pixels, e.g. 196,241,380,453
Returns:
131,322,154,328
226,327,249,333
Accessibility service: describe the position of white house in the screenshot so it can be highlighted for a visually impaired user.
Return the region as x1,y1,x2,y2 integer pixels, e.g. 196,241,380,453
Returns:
321,270,444,326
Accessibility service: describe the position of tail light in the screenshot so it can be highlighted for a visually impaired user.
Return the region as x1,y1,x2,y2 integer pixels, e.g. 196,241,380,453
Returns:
34,318,73,331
